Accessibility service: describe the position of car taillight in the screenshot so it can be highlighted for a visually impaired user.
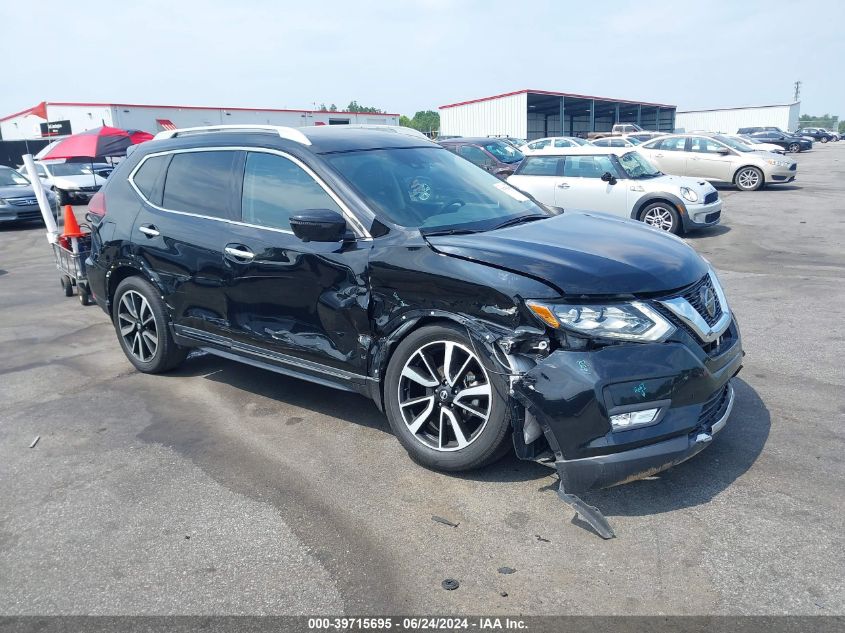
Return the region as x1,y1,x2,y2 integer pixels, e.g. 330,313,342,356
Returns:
87,191,106,218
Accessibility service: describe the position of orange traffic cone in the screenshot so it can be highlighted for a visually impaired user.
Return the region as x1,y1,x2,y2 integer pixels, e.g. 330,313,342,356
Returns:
61,205,85,239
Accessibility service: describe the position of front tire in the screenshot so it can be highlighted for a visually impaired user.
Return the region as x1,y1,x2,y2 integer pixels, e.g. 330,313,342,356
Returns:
787,142,801,153
820,136,829,143
640,202,681,234
735,166,764,191
384,323,513,472
112,276,187,373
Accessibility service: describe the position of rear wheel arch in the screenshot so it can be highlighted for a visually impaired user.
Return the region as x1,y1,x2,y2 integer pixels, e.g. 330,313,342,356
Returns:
106,263,164,318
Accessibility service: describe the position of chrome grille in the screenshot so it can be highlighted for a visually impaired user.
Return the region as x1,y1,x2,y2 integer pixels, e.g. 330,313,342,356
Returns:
679,274,722,327
7,197,38,206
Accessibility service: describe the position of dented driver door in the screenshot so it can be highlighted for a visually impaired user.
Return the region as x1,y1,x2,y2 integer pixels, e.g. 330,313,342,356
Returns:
222,150,372,376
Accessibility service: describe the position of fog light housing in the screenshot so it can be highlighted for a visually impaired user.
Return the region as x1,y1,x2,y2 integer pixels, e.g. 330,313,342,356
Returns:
610,408,660,431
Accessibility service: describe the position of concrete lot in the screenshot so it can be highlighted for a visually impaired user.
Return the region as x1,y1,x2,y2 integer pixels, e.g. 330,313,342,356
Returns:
1,145,843,616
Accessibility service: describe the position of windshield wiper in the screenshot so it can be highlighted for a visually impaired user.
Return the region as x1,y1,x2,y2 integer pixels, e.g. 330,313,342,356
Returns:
490,214,546,230
419,227,483,237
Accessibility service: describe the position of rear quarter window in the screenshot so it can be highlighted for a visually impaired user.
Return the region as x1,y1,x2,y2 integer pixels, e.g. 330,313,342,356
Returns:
131,154,168,205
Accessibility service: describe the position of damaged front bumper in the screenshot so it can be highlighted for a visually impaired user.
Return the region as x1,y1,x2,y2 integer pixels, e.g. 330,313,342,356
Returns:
512,322,743,493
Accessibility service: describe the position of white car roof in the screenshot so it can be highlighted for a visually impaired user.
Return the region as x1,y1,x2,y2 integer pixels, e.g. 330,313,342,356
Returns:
521,146,638,157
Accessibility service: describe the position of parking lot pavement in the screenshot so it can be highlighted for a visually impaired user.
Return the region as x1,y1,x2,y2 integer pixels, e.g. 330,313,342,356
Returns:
1,145,843,616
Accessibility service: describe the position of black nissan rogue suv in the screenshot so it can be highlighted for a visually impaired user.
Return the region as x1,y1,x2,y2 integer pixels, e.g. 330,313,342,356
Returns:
86,124,743,495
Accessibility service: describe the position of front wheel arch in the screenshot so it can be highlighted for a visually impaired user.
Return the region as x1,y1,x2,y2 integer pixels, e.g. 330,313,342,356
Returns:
733,165,765,191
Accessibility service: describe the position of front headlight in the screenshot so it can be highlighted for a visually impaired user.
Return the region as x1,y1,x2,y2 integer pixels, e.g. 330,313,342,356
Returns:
526,300,675,342
766,159,791,167
680,187,698,203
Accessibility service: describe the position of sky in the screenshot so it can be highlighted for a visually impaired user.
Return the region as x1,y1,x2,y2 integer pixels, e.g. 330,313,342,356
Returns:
2,0,843,118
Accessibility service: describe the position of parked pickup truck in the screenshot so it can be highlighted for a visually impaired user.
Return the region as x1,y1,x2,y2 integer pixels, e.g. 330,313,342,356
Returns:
588,123,663,141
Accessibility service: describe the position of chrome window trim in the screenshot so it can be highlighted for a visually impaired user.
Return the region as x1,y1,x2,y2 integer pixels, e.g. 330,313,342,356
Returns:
127,146,372,239
659,269,731,343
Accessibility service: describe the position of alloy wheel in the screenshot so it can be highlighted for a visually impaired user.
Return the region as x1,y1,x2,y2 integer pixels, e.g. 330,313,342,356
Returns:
397,340,491,452
737,168,761,190
788,143,800,152
117,290,159,363
642,206,675,231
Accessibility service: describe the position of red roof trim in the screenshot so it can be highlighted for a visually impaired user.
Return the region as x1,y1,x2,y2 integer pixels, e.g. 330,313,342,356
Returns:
2,101,401,123
0,104,46,123
438,89,675,110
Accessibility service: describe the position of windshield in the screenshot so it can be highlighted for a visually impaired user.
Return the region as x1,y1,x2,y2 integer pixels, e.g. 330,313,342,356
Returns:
325,147,548,233
0,168,30,186
46,163,97,176
617,151,662,179
713,135,755,152
482,141,523,164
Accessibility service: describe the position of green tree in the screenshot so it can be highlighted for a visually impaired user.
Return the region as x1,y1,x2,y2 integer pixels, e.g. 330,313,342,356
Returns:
839,121,845,135
799,113,838,130
345,100,384,114
400,110,441,137
329,104,337,112
318,103,328,111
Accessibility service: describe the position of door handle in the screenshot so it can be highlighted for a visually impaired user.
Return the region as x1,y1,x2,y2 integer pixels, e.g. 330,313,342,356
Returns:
556,183,570,189
138,224,159,238
654,153,664,158
224,245,255,262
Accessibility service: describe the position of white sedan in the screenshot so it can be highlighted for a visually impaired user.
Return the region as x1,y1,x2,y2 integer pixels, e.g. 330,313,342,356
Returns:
520,137,589,154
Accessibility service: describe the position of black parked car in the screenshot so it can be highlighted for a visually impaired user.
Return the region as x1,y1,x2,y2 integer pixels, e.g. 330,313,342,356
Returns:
748,131,812,152
86,125,742,496
796,127,834,143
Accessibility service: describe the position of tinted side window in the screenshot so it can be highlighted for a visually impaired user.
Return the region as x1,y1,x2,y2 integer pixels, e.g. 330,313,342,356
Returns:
132,154,168,204
162,151,238,218
563,155,617,178
519,157,561,176
458,145,491,166
241,152,342,231
553,139,572,148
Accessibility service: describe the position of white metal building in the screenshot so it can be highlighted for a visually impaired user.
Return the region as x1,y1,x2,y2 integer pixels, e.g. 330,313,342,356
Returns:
439,89,677,140
675,102,801,134
0,101,399,140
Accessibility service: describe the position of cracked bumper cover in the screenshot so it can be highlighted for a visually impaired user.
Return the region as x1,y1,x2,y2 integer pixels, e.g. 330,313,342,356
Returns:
512,326,743,492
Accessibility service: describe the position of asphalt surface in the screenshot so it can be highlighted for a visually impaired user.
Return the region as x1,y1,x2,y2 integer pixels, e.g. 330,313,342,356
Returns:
1,145,843,616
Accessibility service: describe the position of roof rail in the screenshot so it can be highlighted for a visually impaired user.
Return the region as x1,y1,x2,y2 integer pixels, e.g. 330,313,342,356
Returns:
330,124,431,140
153,124,311,146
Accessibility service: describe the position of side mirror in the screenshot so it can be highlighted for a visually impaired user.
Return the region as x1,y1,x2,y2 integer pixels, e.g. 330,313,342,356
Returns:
717,148,731,155
290,208,347,243
601,171,617,185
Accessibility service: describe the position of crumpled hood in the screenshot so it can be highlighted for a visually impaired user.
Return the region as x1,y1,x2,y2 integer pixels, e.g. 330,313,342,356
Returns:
425,212,708,296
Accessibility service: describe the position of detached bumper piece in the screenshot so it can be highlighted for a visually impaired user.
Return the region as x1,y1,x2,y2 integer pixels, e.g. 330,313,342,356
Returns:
556,382,734,493
512,331,742,539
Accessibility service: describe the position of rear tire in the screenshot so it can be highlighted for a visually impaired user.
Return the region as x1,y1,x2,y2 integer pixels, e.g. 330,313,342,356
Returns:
384,323,513,472
820,136,829,143
640,202,681,234
735,166,764,191
787,142,801,153
112,276,187,373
